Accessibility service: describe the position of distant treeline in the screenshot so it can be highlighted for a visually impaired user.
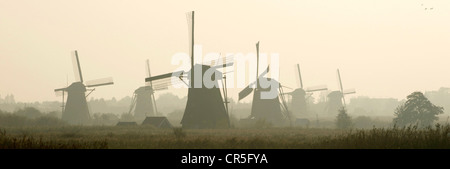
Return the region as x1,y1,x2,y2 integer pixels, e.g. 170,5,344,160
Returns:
0,107,65,127
2,87,450,121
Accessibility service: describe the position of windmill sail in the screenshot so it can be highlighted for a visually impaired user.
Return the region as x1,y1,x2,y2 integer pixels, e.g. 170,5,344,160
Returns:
145,70,185,82
238,65,270,100
186,11,194,65
146,59,151,78
239,85,254,101
255,41,260,87
297,64,303,89
343,88,356,95
145,59,156,88
72,50,83,83
85,77,114,88
306,85,328,92
337,69,347,106
337,69,343,93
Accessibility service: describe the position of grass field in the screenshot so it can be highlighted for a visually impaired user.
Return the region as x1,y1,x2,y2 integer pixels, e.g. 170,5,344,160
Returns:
1,124,450,149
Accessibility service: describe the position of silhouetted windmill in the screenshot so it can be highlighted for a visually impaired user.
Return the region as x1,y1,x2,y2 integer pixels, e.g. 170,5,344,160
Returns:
145,11,232,129
238,42,289,126
325,69,355,114
286,63,327,117
128,59,166,122
54,50,114,125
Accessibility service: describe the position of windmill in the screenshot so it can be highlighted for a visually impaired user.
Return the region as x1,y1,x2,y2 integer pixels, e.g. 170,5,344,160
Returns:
286,63,327,118
238,42,290,127
127,59,166,123
145,11,232,129
54,50,114,125
325,69,356,114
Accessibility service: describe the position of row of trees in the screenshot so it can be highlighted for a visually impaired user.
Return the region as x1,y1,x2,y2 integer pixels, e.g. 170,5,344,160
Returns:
0,107,65,127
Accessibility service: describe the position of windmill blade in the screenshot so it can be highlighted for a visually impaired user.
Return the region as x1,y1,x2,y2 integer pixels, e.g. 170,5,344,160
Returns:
342,94,347,108
297,64,303,89
186,11,194,71
85,88,96,98
85,77,114,88
343,88,356,95
151,78,187,89
151,77,174,84
151,77,186,86
145,59,155,87
145,70,185,82
211,62,234,69
238,84,254,101
306,85,328,92
337,69,344,93
258,65,270,78
255,41,260,87
146,59,151,78
71,50,84,83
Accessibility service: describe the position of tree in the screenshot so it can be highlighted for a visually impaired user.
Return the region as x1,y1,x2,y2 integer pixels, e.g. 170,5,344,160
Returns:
393,91,443,127
336,107,353,129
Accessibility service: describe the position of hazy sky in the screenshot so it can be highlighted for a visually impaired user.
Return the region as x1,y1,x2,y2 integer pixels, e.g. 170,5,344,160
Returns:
1,0,449,103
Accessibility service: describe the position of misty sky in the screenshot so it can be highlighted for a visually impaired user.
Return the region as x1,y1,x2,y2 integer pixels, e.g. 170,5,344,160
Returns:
1,0,449,103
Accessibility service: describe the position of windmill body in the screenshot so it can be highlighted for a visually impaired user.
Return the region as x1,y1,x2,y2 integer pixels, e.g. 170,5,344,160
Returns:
290,88,307,116
181,64,229,129
133,86,155,121
249,77,285,126
326,91,344,114
62,82,90,124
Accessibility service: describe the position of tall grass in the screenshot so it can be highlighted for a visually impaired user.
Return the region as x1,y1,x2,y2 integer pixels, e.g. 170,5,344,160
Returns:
0,129,108,149
1,124,450,149
313,124,450,149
